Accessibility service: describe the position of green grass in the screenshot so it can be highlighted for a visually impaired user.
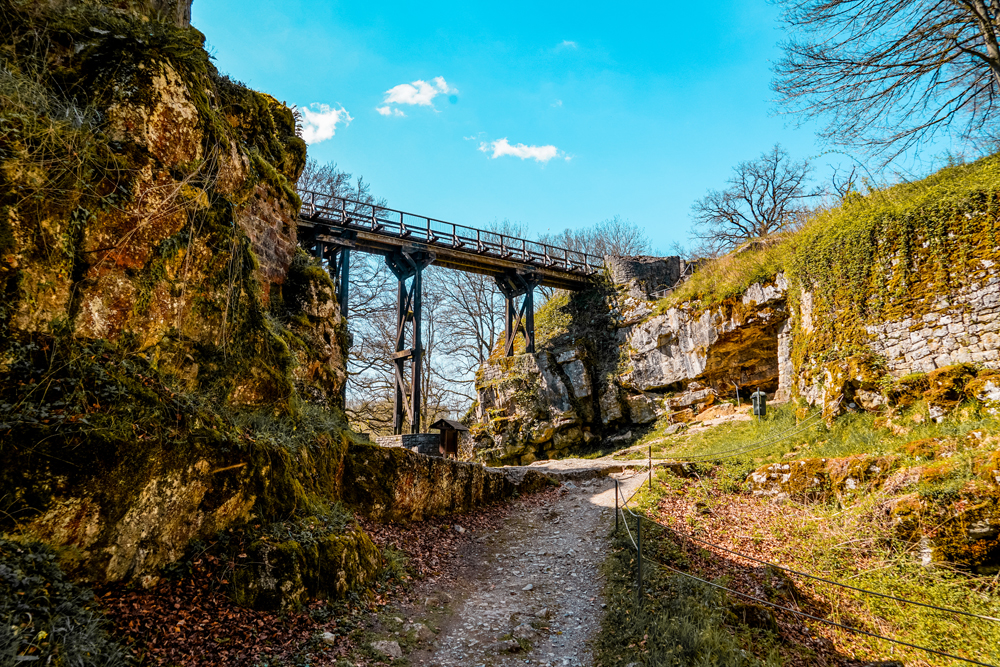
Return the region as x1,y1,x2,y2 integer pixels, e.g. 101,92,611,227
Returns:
594,528,782,667
624,401,1000,497
654,237,792,313
610,403,1000,666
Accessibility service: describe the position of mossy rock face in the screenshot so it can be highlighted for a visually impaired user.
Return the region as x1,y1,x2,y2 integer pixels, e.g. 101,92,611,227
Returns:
230,525,381,611
888,372,930,408
966,372,1000,415
825,454,898,504
342,443,550,523
881,486,1000,570
749,458,830,500
923,363,978,421
0,1,327,415
750,454,898,503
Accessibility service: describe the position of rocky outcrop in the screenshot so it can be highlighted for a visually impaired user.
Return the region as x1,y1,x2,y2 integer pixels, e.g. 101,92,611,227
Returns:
0,0,354,602
750,450,1000,570
627,275,788,393
473,274,793,465
749,454,899,504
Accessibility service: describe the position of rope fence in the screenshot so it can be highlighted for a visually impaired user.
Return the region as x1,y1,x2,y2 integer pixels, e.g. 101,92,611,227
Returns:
608,463,1000,667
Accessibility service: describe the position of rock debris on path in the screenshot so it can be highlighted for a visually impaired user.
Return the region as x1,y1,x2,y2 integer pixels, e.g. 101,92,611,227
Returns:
406,472,647,667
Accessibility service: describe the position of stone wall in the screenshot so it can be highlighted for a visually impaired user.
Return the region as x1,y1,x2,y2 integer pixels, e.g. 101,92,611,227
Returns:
606,255,683,298
342,443,551,523
863,269,1000,375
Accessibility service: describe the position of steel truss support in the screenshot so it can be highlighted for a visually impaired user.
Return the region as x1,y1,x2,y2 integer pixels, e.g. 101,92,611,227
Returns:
386,250,436,435
312,229,355,319
496,270,540,357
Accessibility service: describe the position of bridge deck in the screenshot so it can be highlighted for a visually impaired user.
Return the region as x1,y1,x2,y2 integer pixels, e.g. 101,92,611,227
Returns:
297,193,602,290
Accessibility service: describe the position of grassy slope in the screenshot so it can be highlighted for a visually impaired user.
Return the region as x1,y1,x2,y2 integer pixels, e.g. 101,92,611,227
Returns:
594,402,1000,666
655,152,1000,322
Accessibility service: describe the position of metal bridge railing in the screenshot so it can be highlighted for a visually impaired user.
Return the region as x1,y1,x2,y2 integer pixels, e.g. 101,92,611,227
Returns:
299,191,604,276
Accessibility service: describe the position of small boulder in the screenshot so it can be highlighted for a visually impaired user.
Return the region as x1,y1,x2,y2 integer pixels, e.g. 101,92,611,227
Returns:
370,640,402,659
404,622,436,642
489,639,522,653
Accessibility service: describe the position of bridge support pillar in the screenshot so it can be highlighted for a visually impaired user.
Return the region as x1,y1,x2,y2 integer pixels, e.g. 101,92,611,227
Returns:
311,229,354,319
496,271,540,357
386,250,435,435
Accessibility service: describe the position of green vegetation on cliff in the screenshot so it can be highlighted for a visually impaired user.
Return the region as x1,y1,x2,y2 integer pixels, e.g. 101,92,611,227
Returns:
1,537,128,666
657,154,1000,331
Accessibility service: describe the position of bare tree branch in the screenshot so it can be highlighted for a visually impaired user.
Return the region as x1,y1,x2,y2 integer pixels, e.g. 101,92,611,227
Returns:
773,0,1000,162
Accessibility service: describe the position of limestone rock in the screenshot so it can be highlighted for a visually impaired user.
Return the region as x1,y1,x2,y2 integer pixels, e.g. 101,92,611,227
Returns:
664,387,716,411
599,382,624,424
404,622,437,643
561,359,592,399
370,640,403,659
968,373,1000,415
552,427,583,450
626,278,787,392
624,393,657,424
750,455,897,503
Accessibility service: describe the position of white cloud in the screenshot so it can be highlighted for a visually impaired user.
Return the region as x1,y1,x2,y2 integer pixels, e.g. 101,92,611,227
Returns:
557,40,578,49
478,138,567,163
300,103,352,144
552,99,563,107
379,76,456,116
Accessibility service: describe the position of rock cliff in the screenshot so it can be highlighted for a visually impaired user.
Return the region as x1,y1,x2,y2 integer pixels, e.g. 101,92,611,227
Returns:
0,0,546,609
473,156,1000,465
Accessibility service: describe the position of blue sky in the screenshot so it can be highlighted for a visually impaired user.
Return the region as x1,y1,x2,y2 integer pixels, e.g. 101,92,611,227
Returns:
190,1,926,253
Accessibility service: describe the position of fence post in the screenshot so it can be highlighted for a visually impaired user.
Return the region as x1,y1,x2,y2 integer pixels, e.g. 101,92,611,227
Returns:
614,479,619,533
637,513,643,606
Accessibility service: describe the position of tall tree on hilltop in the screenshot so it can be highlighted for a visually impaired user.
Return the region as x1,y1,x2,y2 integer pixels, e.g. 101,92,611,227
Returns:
690,144,815,256
773,1,1000,161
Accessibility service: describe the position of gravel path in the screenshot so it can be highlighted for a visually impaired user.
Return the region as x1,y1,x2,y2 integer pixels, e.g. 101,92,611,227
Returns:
405,472,647,667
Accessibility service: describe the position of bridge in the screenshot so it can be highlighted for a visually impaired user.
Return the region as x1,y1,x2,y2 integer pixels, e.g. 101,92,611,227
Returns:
296,192,603,435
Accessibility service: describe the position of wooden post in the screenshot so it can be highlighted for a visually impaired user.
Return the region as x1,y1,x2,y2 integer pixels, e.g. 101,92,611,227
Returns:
411,264,423,434
637,514,643,605
524,283,535,354
338,248,350,319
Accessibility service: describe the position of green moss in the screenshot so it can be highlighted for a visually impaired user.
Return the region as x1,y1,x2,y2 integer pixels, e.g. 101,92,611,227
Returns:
790,155,1000,362
228,524,381,611
533,292,572,347
656,237,791,314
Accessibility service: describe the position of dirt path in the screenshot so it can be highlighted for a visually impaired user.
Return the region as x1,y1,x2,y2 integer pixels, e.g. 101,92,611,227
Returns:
399,472,647,667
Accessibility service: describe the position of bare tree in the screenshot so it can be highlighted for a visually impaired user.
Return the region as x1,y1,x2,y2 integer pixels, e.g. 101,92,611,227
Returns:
773,1,1000,161
539,215,650,260
690,144,815,255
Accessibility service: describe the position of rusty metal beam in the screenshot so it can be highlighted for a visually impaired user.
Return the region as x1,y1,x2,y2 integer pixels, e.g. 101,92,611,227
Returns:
385,250,435,434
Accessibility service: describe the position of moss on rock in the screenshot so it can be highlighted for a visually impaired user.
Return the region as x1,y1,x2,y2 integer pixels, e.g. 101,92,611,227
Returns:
230,525,380,611
342,442,551,523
